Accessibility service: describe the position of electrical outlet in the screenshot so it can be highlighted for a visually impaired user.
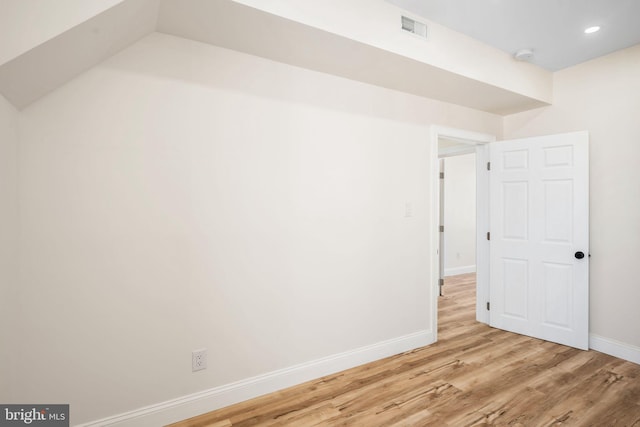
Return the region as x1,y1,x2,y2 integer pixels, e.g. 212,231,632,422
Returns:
192,349,207,372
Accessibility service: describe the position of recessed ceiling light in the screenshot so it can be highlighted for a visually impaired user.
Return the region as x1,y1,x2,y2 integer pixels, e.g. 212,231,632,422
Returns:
584,26,601,34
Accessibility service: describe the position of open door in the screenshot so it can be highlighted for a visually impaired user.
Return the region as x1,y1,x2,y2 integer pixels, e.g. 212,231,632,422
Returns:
489,131,589,350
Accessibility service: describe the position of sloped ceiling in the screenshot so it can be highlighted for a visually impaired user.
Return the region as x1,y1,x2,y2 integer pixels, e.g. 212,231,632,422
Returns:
0,0,159,109
0,0,550,114
0,0,127,66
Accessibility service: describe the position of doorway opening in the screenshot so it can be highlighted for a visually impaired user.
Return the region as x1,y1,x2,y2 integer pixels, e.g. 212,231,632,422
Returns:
438,144,477,298
430,126,495,340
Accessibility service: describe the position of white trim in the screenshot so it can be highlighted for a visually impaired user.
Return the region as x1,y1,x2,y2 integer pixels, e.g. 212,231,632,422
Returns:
77,330,434,427
444,264,476,277
589,334,640,365
430,127,440,342
430,126,495,331
474,143,490,325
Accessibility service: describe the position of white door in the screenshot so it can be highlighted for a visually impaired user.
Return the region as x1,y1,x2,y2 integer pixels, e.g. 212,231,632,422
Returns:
489,131,589,350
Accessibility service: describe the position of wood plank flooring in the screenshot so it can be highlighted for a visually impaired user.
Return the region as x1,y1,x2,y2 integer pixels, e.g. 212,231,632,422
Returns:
170,273,640,426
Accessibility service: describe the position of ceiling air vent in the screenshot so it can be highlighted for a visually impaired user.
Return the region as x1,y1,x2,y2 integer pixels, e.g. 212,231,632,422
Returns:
401,16,427,39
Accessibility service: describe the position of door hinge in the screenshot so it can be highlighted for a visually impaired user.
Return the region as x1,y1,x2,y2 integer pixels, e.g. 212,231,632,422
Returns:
439,225,444,232
487,161,491,171
439,278,444,287
486,231,490,240
486,302,490,311
439,172,444,179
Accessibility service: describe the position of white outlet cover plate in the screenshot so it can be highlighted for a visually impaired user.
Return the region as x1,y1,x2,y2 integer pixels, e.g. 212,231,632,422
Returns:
192,349,207,372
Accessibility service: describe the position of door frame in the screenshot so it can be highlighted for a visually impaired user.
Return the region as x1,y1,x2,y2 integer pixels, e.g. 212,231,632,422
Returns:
430,126,495,340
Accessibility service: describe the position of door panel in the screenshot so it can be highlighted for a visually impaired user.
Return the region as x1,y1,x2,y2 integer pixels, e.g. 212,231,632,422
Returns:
502,181,528,239
543,180,572,242
502,258,528,319
490,131,589,350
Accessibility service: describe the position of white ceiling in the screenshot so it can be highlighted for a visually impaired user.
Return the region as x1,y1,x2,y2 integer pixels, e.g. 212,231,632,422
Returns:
387,0,640,71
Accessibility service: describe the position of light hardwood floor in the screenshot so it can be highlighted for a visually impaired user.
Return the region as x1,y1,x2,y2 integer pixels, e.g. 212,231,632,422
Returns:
170,273,640,426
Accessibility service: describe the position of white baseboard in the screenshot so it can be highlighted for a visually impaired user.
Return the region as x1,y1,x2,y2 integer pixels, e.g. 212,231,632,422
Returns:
589,334,640,365
78,330,435,427
444,265,476,277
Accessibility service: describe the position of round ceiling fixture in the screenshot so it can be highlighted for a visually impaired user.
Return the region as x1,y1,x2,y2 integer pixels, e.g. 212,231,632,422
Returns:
514,48,534,61
584,26,601,34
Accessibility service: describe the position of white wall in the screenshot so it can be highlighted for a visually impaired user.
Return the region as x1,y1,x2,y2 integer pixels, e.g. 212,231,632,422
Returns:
0,93,18,401
443,153,476,276
504,43,640,350
14,32,501,424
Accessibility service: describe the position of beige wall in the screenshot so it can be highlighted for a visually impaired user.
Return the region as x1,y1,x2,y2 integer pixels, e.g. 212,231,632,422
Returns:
14,32,501,423
0,93,18,401
504,44,640,348
443,153,476,275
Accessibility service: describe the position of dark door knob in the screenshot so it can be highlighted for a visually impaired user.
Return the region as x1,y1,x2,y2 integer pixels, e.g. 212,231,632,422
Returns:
575,251,585,259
